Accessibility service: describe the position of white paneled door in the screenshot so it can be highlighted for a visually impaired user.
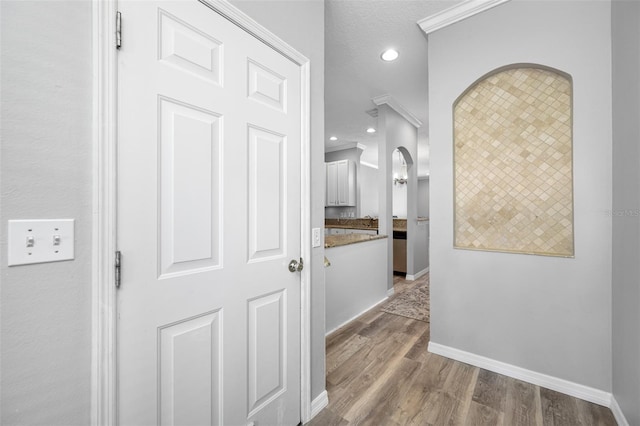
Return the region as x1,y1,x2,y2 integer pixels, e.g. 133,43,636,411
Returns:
116,1,302,425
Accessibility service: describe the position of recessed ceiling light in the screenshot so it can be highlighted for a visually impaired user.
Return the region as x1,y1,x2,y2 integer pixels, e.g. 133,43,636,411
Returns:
381,49,399,62
329,136,338,141
366,127,376,133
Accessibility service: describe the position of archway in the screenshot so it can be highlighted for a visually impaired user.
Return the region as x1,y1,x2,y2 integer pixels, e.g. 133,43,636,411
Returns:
392,147,412,274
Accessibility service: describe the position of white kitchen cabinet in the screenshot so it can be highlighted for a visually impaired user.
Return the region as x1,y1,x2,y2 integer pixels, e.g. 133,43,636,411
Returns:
325,160,356,206
326,162,338,206
336,160,356,206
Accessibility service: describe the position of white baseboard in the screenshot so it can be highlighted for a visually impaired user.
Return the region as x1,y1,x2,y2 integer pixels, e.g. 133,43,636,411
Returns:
406,266,429,281
609,395,630,426
309,390,329,421
428,342,614,408
325,296,388,336
387,287,395,297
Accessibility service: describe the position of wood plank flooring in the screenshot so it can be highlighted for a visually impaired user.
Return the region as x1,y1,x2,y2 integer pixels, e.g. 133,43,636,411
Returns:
308,274,616,426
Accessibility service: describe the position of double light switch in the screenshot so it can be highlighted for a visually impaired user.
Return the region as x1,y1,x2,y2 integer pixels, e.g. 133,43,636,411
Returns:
8,219,75,266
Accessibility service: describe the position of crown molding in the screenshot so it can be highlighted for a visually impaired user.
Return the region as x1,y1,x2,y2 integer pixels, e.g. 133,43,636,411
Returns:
417,0,512,35
325,142,366,153
372,95,423,128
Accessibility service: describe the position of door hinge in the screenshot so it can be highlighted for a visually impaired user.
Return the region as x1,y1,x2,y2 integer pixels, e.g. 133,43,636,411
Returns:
115,251,122,288
116,11,122,49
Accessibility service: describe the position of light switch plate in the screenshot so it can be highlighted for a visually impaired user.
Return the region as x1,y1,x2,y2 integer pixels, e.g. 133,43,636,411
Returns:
312,228,321,248
8,219,75,266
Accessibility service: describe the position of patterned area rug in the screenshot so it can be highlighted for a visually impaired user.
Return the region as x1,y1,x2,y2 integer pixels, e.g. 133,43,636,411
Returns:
381,277,430,322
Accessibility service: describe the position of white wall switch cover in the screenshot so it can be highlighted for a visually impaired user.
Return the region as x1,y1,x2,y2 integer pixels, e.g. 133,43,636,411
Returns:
312,227,321,248
8,219,75,266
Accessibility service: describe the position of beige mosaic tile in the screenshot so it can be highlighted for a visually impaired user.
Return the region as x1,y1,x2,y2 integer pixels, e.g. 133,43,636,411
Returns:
454,66,574,257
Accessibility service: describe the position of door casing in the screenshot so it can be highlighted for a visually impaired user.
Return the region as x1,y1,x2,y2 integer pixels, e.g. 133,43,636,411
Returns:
90,0,312,423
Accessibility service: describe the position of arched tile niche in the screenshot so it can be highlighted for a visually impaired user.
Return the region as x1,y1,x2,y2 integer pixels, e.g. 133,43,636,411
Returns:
453,65,574,257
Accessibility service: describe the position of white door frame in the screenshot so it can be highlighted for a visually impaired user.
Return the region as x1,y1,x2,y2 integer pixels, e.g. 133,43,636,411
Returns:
90,1,312,424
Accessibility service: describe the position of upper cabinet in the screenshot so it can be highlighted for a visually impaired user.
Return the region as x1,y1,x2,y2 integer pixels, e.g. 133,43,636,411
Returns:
326,160,356,206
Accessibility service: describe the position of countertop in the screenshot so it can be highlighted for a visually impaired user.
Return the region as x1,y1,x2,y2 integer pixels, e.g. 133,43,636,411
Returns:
325,233,388,248
325,217,429,232
325,218,377,230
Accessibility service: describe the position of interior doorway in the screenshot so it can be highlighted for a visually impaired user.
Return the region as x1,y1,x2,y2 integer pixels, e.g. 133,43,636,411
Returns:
392,148,411,275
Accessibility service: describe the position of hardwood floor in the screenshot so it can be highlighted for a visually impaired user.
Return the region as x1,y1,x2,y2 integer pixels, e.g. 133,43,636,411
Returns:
308,274,616,426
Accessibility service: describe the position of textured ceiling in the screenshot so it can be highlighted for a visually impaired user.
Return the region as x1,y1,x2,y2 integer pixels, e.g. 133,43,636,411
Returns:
324,0,463,173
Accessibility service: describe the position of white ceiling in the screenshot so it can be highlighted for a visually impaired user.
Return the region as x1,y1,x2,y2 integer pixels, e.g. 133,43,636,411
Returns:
324,0,463,175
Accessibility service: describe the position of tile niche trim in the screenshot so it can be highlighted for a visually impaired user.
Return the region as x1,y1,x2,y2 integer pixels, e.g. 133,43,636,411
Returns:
453,64,574,257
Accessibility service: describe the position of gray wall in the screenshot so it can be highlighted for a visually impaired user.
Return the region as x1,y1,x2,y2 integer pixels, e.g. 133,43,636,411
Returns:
612,0,640,424
417,178,429,218
413,221,429,275
429,0,613,391
230,0,327,402
415,179,430,275
0,1,94,425
325,239,387,333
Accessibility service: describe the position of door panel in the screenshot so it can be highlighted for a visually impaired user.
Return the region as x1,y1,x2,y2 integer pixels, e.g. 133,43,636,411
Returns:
159,97,222,277
159,310,222,426
117,1,302,425
247,290,287,417
158,9,222,84
247,59,287,112
248,126,286,262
